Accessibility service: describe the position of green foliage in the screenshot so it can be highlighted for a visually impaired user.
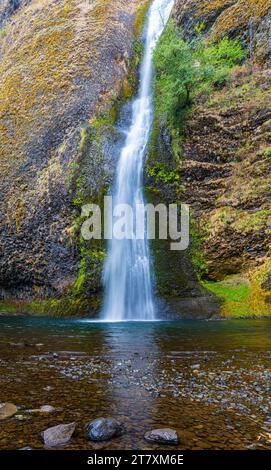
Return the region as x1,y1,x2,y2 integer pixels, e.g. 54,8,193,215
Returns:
189,219,208,278
0,26,7,40
74,246,106,296
263,147,271,158
195,21,206,34
153,21,245,127
0,301,17,313
204,279,250,304
133,0,151,37
146,163,180,185
203,276,271,318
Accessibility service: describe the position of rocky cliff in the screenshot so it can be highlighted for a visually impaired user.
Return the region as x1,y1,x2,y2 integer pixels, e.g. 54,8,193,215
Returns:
1,0,271,318
163,0,271,317
0,0,149,314
175,0,271,65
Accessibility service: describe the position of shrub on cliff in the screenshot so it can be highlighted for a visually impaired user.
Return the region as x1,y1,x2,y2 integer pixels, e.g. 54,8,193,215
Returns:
153,21,245,127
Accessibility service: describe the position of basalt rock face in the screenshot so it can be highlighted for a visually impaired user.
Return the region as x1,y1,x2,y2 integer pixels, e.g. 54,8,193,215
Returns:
170,0,271,316
181,68,271,282
0,1,31,28
0,0,147,312
146,124,222,320
174,0,271,65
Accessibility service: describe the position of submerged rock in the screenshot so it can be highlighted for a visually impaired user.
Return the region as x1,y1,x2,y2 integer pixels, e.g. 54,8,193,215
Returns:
27,405,56,414
86,418,124,442
41,423,76,447
144,428,179,445
40,405,56,413
15,415,28,421
0,403,18,420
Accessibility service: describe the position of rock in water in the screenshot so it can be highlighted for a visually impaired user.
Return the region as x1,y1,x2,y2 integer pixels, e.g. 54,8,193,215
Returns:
0,403,18,420
144,428,179,445
40,405,55,413
86,418,123,442
41,423,76,447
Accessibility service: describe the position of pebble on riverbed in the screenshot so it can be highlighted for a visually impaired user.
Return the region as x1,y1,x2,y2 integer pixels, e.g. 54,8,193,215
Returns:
86,418,124,442
26,405,56,414
0,403,18,420
41,423,76,447
40,405,55,413
144,428,179,445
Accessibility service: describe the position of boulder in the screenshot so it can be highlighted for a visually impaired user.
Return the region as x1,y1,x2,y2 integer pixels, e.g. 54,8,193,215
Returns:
144,428,179,445
86,418,124,442
0,403,18,420
41,423,76,447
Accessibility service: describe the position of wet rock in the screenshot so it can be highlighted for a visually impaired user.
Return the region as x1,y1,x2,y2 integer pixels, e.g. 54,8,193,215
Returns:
144,428,179,445
0,403,18,420
27,405,56,414
40,405,55,413
41,423,76,447
15,415,28,421
86,418,124,442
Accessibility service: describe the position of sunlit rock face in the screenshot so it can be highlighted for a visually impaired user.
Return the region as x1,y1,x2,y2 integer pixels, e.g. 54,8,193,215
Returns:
0,0,146,309
174,0,271,64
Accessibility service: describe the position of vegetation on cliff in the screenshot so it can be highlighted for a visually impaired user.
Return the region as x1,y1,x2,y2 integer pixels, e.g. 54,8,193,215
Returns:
149,0,271,318
153,21,245,154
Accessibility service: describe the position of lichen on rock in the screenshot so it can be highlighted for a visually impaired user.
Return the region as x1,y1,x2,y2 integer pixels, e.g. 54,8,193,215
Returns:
0,0,148,314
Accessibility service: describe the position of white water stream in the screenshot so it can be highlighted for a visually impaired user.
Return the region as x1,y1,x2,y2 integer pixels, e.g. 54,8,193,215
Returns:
102,0,174,321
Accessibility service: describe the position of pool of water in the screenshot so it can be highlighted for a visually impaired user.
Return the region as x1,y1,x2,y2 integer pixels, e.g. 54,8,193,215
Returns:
0,317,271,450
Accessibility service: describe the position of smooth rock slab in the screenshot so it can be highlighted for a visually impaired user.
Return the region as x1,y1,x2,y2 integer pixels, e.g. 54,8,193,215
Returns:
86,418,124,442
144,428,179,445
0,403,18,420
41,423,76,447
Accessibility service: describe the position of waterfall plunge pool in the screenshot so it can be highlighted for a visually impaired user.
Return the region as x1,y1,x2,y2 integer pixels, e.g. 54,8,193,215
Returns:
0,316,271,450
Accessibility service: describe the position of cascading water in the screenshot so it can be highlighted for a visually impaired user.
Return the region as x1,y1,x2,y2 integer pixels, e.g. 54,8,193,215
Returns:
102,0,174,322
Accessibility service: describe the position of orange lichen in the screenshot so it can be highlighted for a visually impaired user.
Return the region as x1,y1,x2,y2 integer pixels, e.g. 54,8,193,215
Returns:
0,0,145,174
196,0,271,39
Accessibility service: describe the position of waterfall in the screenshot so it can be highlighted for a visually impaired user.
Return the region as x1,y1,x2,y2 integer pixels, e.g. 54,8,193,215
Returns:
102,0,174,322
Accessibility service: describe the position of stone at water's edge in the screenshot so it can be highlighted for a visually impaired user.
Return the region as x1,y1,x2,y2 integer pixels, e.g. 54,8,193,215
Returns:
41,423,76,447
0,403,18,420
86,418,124,442
144,428,179,445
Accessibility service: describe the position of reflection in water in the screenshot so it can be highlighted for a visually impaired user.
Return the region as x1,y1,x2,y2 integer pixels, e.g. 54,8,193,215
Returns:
101,323,160,429
0,318,271,450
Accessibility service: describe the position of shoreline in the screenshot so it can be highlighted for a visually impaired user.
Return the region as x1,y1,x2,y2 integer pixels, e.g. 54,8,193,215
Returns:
1,311,271,321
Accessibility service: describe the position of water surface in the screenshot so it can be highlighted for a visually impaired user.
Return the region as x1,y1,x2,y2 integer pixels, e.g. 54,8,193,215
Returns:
0,317,271,450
